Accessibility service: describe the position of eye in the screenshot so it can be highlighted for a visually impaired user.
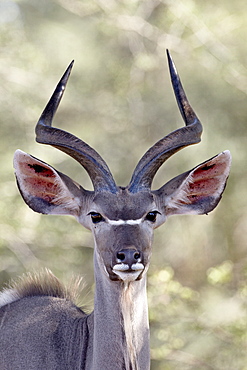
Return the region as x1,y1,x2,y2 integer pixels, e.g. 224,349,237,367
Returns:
145,211,159,223
89,212,104,224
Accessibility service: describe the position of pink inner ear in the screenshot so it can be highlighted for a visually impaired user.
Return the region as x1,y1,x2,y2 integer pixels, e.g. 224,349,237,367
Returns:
16,156,60,203
186,154,230,204
27,163,55,177
165,151,231,216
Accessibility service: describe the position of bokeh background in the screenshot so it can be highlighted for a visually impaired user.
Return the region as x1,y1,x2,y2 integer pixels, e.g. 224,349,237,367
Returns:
0,1,246,369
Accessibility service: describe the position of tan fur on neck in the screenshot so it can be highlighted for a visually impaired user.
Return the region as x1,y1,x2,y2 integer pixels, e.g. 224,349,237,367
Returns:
121,282,139,370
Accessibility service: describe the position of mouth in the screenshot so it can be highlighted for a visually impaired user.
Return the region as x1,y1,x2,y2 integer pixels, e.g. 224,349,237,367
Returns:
112,262,144,282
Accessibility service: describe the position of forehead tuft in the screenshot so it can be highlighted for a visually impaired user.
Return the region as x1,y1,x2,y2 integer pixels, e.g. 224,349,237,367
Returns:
93,189,154,220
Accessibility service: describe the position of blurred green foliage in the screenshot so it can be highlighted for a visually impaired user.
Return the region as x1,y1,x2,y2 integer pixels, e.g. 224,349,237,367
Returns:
0,0,247,368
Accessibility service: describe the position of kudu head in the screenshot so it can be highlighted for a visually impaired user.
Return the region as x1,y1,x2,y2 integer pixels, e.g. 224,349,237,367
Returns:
14,51,231,283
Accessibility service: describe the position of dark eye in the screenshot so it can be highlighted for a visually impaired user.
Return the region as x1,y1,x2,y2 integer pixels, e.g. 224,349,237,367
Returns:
90,212,104,224
145,211,158,223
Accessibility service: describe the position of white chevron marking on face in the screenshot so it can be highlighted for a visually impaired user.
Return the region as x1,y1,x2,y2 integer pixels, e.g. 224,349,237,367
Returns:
107,218,143,226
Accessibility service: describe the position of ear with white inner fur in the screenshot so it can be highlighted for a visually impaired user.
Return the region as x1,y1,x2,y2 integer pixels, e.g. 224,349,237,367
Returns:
14,149,88,217
155,150,231,217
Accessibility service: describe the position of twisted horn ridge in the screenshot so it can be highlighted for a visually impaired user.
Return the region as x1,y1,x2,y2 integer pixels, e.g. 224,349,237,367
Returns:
35,62,118,193
128,50,203,193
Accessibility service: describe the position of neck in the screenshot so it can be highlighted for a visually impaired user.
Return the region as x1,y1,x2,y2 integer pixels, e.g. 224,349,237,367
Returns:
91,252,150,370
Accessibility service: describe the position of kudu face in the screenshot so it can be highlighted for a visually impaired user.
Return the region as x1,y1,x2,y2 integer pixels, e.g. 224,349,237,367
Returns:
85,190,157,281
14,51,231,284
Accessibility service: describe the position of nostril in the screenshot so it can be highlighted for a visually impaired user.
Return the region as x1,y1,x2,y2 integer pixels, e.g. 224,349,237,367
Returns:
116,250,141,264
134,252,140,260
116,252,125,261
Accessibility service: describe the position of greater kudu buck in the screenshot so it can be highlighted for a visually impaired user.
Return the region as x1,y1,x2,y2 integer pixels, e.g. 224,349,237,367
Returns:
0,51,231,370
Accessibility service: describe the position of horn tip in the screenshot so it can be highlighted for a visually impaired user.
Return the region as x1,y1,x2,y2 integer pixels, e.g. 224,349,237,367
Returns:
68,60,74,70
166,50,178,80
62,60,74,85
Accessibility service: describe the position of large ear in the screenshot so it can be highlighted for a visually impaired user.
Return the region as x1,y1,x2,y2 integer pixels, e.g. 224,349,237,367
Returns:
155,150,231,217
13,150,88,217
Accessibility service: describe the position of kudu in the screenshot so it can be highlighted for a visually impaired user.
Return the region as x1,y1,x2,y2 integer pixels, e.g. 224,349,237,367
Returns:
0,51,231,370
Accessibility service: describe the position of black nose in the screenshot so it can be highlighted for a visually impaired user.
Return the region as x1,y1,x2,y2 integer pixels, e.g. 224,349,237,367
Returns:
116,249,141,267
